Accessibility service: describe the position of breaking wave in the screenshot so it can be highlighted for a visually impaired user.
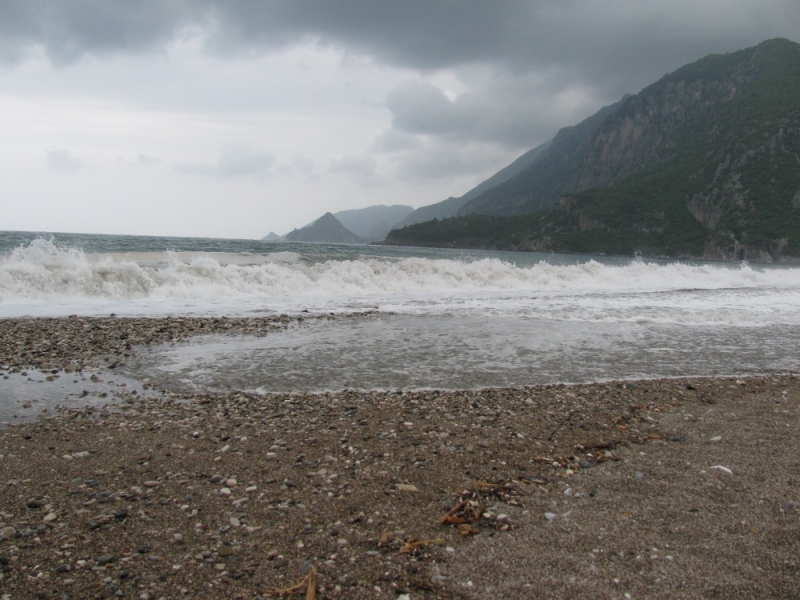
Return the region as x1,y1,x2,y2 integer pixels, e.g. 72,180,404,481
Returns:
2,238,799,304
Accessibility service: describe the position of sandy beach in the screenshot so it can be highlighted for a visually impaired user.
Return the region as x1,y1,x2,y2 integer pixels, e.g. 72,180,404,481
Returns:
1,317,799,599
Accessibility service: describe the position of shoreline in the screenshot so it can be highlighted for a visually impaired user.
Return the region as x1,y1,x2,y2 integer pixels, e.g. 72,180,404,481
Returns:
2,317,800,598
378,239,800,265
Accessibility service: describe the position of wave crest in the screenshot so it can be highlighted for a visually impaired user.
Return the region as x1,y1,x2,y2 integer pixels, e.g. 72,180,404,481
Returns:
2,238,799,305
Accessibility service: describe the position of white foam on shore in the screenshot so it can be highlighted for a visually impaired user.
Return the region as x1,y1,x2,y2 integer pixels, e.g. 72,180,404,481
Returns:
2,238,800,325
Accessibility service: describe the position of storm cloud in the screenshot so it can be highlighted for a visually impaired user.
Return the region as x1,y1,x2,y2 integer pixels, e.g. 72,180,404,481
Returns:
4,1,798,78
5,1,797,147
1,1,798,236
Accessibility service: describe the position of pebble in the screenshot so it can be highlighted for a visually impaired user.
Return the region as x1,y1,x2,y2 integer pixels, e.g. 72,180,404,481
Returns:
97,554,115,566
43,512,57,522
0,317,789,599
300,559,314,573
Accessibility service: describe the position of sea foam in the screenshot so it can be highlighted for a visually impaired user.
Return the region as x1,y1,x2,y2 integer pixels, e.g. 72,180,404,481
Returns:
2,238,800,322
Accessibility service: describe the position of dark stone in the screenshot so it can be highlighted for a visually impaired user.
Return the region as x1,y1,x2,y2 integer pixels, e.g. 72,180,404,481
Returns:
300,559,314,573
97,554,115,566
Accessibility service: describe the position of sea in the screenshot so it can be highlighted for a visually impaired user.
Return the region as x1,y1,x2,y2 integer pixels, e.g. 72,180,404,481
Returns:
2,230,800,419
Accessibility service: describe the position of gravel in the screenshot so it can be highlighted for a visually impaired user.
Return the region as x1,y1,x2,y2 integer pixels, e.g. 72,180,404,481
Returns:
1,316,799,599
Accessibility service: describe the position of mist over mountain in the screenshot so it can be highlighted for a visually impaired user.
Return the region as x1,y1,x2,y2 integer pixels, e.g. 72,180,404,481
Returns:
387,39,800,262
334,205,413,242
455,96,630,217
394,140,553,228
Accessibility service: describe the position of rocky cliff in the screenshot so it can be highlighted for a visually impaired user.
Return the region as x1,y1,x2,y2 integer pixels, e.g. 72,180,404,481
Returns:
387,38,800,261
454,98,628,217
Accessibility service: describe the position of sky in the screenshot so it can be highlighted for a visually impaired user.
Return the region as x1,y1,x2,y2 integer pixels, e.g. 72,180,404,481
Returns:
1,1,799,239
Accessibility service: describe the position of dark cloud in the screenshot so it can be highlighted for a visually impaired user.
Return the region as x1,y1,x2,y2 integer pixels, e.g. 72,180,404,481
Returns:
2,1,797,84
7,1,800,182
384,74,596,149
386,82,464,137
0,0,195,65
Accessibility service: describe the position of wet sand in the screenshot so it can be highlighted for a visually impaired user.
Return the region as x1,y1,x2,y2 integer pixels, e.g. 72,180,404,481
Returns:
1,317,799,599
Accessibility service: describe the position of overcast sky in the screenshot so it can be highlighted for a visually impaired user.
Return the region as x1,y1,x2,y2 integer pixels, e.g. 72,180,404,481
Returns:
1,1,798,238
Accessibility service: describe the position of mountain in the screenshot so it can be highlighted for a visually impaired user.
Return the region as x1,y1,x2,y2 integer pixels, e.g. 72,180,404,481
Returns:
334,204,413,242
260,232,282,241
283,212,367,245
387,39,800,262
456,96,630,217
394,140,553,228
